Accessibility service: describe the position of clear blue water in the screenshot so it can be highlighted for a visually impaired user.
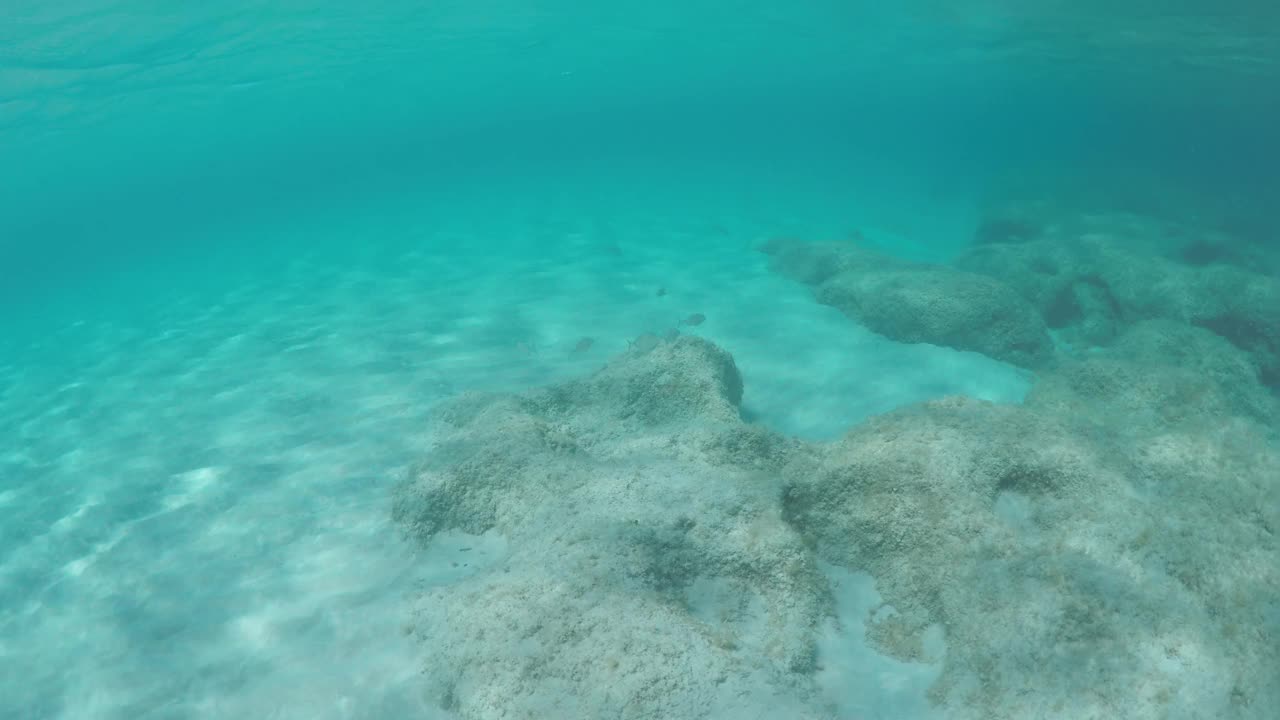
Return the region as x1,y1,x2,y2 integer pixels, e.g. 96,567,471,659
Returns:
2,3,1278,719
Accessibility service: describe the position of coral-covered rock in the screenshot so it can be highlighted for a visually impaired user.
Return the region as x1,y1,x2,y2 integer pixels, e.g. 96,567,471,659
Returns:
762,239,1054,368
396,335,1278,720
1026,320,1278,428
958,224,1280,384
972,202,1268,268
783,395,1279,720
393,336,828,719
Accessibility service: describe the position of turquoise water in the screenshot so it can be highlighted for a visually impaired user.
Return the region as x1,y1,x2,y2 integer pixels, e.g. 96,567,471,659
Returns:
2,3,1278,719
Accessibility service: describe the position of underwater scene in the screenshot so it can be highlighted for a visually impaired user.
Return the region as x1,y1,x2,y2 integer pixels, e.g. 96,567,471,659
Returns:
2,2,1278,719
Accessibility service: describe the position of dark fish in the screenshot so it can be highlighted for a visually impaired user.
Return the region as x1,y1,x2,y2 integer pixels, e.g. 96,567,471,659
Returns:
574,337,594,353
656,287,667,297
681,313,706,326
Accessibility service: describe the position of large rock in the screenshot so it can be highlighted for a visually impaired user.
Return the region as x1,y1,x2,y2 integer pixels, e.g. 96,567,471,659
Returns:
393,336,830,719
783,394,1278,720
394,334,1279,720
974,202,1277,272
1026,319,1278,429
762,238,1054,368
958,226,1280,385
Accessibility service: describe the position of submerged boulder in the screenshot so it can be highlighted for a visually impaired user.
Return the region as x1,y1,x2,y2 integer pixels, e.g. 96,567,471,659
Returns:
958,224,1280,385
393,336,829,719
394,334,1279,720
783,393,1278,720
1026,319,1278,429
762,238,1054,368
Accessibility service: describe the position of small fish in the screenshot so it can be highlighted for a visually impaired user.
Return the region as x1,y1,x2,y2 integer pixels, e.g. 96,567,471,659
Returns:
656,287,667,297
681,313,706,326
574,337,594,353
515,341,538,356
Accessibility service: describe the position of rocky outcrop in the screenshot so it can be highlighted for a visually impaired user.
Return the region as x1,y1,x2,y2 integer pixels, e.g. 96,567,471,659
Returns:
783,389,1278,719
958,219,1280,385
393,336,829,719
762,238,1054,368
395,332,1278,720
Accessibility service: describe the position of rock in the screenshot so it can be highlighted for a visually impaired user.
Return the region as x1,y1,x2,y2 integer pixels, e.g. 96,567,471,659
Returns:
1025,320,1278,428
973,206,1045,246
957,221,1280,384
783,395,1278,720
393,336,827,719
762,239,1054,368
395,335,1279,720
758,238,874,285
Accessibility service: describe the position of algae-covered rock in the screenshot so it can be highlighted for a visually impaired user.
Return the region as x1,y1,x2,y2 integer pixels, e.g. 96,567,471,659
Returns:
958,225,1280,384
393,336,828,719
783,389,1278,720
395,333,1278,720
762,238,1054,368
1026,319,1278,428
